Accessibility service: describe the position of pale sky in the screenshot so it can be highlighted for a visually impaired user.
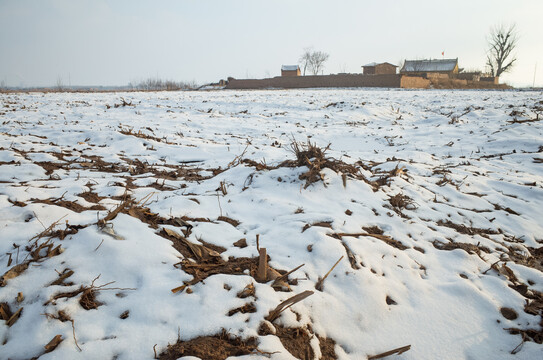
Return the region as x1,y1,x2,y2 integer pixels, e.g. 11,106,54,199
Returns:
1,0,542,88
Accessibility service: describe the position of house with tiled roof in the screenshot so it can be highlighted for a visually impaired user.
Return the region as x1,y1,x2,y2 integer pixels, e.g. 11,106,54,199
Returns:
400,58,459,75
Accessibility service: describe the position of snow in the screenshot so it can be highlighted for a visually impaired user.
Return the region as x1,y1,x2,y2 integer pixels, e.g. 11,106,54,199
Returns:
281,65,299,71
0,88,542,359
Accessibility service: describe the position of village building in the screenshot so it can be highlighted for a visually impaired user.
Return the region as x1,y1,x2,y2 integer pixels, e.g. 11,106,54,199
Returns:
400,58,459,76
362,62,398,75
281,65,301,77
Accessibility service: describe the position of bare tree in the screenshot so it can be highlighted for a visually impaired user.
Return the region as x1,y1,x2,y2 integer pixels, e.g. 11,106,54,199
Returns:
486,24,518,77
299,47,313,76
308,51,329,75
299,48,329,76
55,76,64,91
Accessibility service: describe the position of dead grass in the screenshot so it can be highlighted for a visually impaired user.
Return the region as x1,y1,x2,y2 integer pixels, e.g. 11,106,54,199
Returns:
159,329,258,360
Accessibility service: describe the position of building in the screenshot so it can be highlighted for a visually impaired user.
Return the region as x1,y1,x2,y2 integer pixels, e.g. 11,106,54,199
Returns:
400,58,459,76
362,62,398,75
281,65,301,77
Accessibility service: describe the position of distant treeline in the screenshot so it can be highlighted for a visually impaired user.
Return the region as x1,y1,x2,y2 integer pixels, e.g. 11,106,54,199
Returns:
129,78,198,91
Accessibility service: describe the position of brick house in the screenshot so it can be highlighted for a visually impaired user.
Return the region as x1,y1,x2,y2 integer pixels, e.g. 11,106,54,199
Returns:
281,65,301,77
362,62,398,75
400,58,459,76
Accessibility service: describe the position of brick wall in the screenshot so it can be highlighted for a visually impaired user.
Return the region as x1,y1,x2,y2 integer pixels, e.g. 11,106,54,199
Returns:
400,76,430,89
480,76,499,84
281,70,300,77
226,74,403,89
375,63,397,75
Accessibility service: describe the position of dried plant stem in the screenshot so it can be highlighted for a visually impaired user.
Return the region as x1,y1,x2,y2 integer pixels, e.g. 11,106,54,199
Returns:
368,345,411,359
266,290,314,323
272,263,305,286
70,319,82,351
257,248,267,282
315,256,343,291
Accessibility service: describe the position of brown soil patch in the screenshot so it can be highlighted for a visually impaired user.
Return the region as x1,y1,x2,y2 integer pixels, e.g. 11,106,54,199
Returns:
78,155,125,173
35,161,67,175
77,191,105,204
233,238,247,248
31,197,105,213
508,246,543,273
227,302,256,316
318,335,337,360
329,231,408,251
432,240,491,255
159,330,258,360
302,221,333,233
500,307,518,320
79,289,103,310
217,216,240,227
362,226,384,235
173,257,258,292
7,198,27,207
259,324,338,360
388,193,416,217
275,326,314,360
437,220,498,237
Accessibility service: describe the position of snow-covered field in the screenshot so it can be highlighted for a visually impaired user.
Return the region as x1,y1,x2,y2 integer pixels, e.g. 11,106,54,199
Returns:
0,89,542,360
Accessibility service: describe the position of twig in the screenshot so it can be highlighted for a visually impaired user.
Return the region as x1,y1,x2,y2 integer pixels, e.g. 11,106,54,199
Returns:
511,333,526,354
273,263,305,286
49,269,74,286
482,260,501,275
29,215,68,242
70,319,82,351
368,345,411,359
216,192,223,217
315,256,344,291
227,144,249,168
33,211,47,230
94,239,105,252
153,344,158,359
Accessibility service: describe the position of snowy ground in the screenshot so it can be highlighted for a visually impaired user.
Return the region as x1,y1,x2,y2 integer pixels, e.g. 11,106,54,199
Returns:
0,89,542,360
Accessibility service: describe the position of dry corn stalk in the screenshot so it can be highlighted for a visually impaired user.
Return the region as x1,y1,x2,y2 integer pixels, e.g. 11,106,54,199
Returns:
266,290,314,323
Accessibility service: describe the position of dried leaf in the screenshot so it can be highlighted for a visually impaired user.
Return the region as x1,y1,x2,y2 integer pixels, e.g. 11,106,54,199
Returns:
100,225,125,240
164,228,220,261
1,263,29,286
266,290,314,323
0,302,12,320
237,283,255,298
7,307,23,327
44,334,63,353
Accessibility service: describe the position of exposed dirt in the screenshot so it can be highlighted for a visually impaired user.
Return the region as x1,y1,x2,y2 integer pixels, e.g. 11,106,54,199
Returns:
77,191,105,204
159,330,258,360
437,219,498,237
432,240,491,255
31,197,105,213
258,323,338,360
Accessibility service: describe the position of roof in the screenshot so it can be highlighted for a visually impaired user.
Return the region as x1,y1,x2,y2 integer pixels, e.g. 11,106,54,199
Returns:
401,58,458,72
281,65,299,71
362,62,398,68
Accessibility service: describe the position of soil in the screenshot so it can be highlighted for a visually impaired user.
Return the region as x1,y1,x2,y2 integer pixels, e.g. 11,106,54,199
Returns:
159,331,258,360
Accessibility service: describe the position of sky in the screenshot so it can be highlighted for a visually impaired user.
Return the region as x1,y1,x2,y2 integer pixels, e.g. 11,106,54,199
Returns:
0,0,542,88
